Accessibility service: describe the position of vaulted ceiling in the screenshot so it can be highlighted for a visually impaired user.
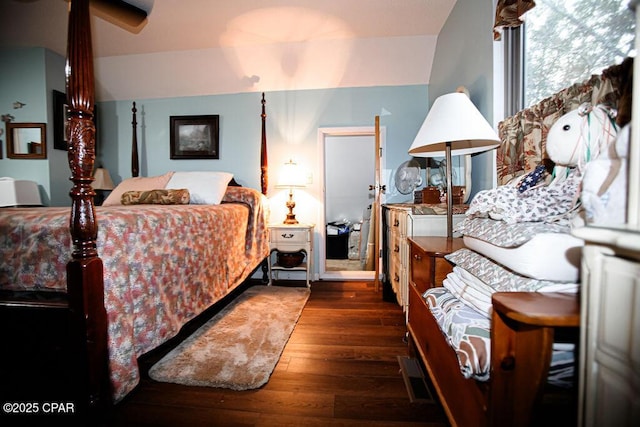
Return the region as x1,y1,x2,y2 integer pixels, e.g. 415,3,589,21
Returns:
1,0,456,58
1,0,458,100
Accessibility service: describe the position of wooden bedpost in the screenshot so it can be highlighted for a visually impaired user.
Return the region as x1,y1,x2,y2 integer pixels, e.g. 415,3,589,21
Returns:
132,101,139,177
65,0,111,412
260,92,268,195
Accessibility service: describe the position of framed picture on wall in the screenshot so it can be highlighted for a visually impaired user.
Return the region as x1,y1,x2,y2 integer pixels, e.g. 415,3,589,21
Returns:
170,115,219,159
52,90,99,152
53,90,69,150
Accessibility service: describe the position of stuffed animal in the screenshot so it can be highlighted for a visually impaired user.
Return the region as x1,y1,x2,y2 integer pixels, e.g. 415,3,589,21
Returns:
546,103,618,175
545,102,624,224
580,124,628,224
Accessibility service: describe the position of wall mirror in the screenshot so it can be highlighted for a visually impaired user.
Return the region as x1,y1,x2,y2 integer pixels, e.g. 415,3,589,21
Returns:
6,122,47,159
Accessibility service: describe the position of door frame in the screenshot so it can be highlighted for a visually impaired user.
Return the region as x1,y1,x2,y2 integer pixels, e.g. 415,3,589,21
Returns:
317,125,386,280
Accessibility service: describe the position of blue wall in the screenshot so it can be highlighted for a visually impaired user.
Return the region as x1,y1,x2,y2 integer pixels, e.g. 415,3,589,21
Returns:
425,0,498,198
0,48,51,204
0,47,67,206
99,85,430,198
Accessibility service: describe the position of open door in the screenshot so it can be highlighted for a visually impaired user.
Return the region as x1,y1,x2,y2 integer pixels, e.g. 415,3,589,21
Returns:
318,124,386,281
373,116,383,291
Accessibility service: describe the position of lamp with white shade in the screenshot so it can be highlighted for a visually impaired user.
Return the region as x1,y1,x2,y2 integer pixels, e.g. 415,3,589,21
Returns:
408,92,500,238
276,159,306,224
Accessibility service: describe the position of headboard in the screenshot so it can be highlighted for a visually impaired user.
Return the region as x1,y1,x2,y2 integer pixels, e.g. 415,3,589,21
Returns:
496,58,633,185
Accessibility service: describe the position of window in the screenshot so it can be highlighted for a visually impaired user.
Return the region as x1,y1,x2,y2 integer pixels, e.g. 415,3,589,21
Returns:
523,0,635,107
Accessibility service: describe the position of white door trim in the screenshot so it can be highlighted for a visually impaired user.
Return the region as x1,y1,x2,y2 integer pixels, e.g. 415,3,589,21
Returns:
317,126,386,280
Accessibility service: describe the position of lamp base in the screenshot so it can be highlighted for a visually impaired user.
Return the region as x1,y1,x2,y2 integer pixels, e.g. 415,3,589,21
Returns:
284,192,298,224
283,214,299,224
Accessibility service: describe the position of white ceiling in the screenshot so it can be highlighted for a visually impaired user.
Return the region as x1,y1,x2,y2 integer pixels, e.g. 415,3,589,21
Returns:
0,0,456,59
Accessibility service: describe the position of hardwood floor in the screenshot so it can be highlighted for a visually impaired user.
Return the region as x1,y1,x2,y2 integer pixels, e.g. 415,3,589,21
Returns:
107,280,448,426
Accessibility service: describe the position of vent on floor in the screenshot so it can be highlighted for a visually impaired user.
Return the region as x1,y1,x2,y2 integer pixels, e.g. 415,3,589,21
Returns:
397,355,435,403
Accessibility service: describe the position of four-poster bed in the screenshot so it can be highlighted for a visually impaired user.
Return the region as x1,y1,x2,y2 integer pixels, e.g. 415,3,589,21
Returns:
0,0,270,415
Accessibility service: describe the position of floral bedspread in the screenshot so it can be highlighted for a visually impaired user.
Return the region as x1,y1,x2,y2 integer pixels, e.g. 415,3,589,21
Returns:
0,186,269,402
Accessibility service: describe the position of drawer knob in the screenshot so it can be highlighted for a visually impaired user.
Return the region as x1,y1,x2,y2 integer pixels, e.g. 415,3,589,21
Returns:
281,233,294,239
413,254,422,261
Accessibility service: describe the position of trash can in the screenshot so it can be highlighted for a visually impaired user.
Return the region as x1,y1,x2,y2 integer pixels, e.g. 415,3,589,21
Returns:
326,222,350,259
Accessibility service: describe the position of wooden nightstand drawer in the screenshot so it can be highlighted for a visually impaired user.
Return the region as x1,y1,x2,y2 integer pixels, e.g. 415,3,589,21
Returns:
270,228,309,245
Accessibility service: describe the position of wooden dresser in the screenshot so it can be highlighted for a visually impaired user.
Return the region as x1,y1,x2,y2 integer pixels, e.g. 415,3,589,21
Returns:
381,203,465,315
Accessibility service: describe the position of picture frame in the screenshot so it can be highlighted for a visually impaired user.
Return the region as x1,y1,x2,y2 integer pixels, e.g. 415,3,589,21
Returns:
6,122,47,159
53,90,69,150
53,90,98,152
170,115,219,159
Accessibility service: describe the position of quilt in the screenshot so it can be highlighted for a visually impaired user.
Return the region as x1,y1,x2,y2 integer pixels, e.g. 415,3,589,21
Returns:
0,186,269,401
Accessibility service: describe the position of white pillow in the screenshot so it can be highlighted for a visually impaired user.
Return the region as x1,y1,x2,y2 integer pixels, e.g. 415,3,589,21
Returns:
165,171,233,205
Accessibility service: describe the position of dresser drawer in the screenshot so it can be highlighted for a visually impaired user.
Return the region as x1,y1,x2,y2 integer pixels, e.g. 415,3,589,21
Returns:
270,228,309,245
390,232,402,260
389,208,407,236
390,254,402,284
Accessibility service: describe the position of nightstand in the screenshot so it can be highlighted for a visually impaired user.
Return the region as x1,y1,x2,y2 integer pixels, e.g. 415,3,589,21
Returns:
267,223,314,287
406,236,464,324
408,236,465,294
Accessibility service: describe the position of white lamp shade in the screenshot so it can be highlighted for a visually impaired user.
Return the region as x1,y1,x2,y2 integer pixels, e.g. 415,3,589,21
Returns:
408,92,500,157
276,160,306,188
92,168,115,190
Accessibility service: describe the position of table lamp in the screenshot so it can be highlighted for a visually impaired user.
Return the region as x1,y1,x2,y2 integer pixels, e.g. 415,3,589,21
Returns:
276,159,306,224
408,92,500,238
92,167,115,206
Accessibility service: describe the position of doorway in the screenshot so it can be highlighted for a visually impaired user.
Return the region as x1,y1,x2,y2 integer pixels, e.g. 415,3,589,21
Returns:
317,126,385,280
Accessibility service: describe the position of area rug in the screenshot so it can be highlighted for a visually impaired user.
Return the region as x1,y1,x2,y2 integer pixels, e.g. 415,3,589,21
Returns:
148,285,310,390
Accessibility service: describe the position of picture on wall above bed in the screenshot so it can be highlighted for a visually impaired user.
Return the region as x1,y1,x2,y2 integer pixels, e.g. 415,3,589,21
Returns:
53,89,98,152
53,90,69,150
170,114,220,159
